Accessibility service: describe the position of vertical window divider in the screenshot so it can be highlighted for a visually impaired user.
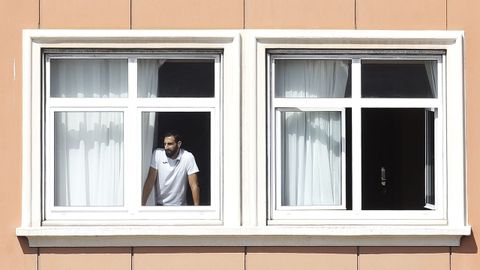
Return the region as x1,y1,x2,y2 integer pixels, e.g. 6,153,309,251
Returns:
351,58,362,213
127,57,138,215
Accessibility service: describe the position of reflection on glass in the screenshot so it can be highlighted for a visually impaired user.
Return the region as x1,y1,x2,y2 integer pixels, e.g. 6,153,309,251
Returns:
141,112,211,206
137,59,215,98
281,111,342,206
274,59,351,98
50,59,128,98
361,60,437,98
54,112,124,206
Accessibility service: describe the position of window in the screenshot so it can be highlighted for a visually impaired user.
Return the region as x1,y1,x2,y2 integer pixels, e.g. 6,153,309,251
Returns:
18,30,469,247
242,30,469,244
19,31,241,233
267,52,442,223
43,51,224,222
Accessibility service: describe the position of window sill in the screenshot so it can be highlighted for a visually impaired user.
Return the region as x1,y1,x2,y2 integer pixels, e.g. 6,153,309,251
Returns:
17,225,471,247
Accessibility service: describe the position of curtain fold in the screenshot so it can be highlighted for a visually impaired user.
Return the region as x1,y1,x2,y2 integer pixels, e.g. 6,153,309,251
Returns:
139,59,164,206
276,59,349,206
424,61,438,97
51,59,128,98
54,112,124,206
52,59,126,207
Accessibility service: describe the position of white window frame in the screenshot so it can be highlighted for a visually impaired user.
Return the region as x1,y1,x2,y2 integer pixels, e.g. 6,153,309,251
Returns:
242,30,469,242
17,30,470,247
18,30,241,237
267,52,445,224
43,52,223,224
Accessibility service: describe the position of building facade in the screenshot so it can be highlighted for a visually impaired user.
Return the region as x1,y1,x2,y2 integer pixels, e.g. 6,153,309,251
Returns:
1,0,479,269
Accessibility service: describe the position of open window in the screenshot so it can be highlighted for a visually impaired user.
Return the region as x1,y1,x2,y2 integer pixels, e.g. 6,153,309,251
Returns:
18,30,468,247
267,51,445,224
42,51,223,222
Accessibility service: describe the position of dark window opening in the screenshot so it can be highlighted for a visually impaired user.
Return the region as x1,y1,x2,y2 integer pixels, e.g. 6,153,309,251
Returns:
361,60,437,98
142,112,211,206
362,108,434,210
346,108,352,210
138,59,215,98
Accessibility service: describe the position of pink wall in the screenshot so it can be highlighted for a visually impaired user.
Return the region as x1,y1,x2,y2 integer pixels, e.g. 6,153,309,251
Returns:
1,0,479,269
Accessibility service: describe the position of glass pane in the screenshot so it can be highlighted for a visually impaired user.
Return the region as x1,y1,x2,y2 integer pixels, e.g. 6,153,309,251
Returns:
361,60,437,98
361,108,435,210
281,111,342,206
141,112,211,206
138,59,215,97
274,59,351,98
50,59,128,98
54,112,124,206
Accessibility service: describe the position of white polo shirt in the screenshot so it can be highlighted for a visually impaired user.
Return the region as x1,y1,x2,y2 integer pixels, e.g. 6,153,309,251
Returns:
150,148,199,206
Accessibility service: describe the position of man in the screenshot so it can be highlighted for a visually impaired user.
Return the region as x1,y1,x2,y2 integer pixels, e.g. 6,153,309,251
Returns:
142,132,200,206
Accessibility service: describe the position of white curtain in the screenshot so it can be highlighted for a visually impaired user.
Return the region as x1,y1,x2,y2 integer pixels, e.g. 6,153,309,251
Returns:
138,59,165,206
50,59,127,98
54,112,124,206
52,60,126,207
424,61,437,97
276,59,349,206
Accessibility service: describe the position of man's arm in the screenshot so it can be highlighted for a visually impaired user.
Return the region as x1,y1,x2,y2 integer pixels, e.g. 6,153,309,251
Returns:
188,173,200,206
142,167,157,206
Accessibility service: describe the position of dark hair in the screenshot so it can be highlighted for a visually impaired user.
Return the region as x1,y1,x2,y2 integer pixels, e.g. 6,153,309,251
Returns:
163,131,182,143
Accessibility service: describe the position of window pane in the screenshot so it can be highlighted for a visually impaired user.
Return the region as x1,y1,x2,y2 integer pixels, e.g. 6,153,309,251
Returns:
361,108,434,210
50,59,128,98
274,59,351,98
137,59,215,98
54,112,124,207
361,60,437,98
281,111,343,206
141,112,211,206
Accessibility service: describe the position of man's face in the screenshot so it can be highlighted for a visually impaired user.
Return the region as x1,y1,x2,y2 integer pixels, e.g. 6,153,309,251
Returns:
164,136,181,158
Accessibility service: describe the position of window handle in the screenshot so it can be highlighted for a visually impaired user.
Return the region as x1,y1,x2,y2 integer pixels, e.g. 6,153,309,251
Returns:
380,166,387,186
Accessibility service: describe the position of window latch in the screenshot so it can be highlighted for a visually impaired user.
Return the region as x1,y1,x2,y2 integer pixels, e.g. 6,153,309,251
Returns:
380,166,387,187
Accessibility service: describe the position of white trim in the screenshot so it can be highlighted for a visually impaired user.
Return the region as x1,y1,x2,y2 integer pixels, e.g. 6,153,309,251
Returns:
17,225,471,247
265,49,447,224
22,30,241,228
20,29,469,247
246,30,468,232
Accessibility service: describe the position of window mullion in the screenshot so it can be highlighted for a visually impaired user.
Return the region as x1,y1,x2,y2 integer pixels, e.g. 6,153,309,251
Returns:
126,57,138,215
351,58,362,212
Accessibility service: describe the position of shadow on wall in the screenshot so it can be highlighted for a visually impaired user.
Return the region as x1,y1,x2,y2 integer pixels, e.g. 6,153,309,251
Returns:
453,231,478,254
246,247,356,254
18,237,37,255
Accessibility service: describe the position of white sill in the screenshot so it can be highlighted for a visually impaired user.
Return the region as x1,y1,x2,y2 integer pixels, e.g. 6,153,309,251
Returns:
17,225,471,247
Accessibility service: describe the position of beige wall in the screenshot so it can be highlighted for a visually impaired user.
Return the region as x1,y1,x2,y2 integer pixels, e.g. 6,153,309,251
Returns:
0,0,38,269
1,0,479,269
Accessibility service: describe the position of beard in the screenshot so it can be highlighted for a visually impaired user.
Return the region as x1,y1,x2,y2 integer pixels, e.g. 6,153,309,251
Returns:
165,147,177,158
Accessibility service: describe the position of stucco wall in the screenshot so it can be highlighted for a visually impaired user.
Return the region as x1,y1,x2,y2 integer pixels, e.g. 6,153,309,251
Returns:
1,0,479,269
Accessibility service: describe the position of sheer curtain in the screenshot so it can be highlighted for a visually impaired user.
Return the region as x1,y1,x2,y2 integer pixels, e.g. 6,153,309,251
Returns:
52,59,126,206
275,59,349,206
138,59,164,206
424,61,437,97
51,59,127,98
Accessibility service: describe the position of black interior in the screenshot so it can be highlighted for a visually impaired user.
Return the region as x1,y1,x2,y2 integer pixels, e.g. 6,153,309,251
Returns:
156,60,215,97
151,112,211,206
361,108,432,210
361,61,435,98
